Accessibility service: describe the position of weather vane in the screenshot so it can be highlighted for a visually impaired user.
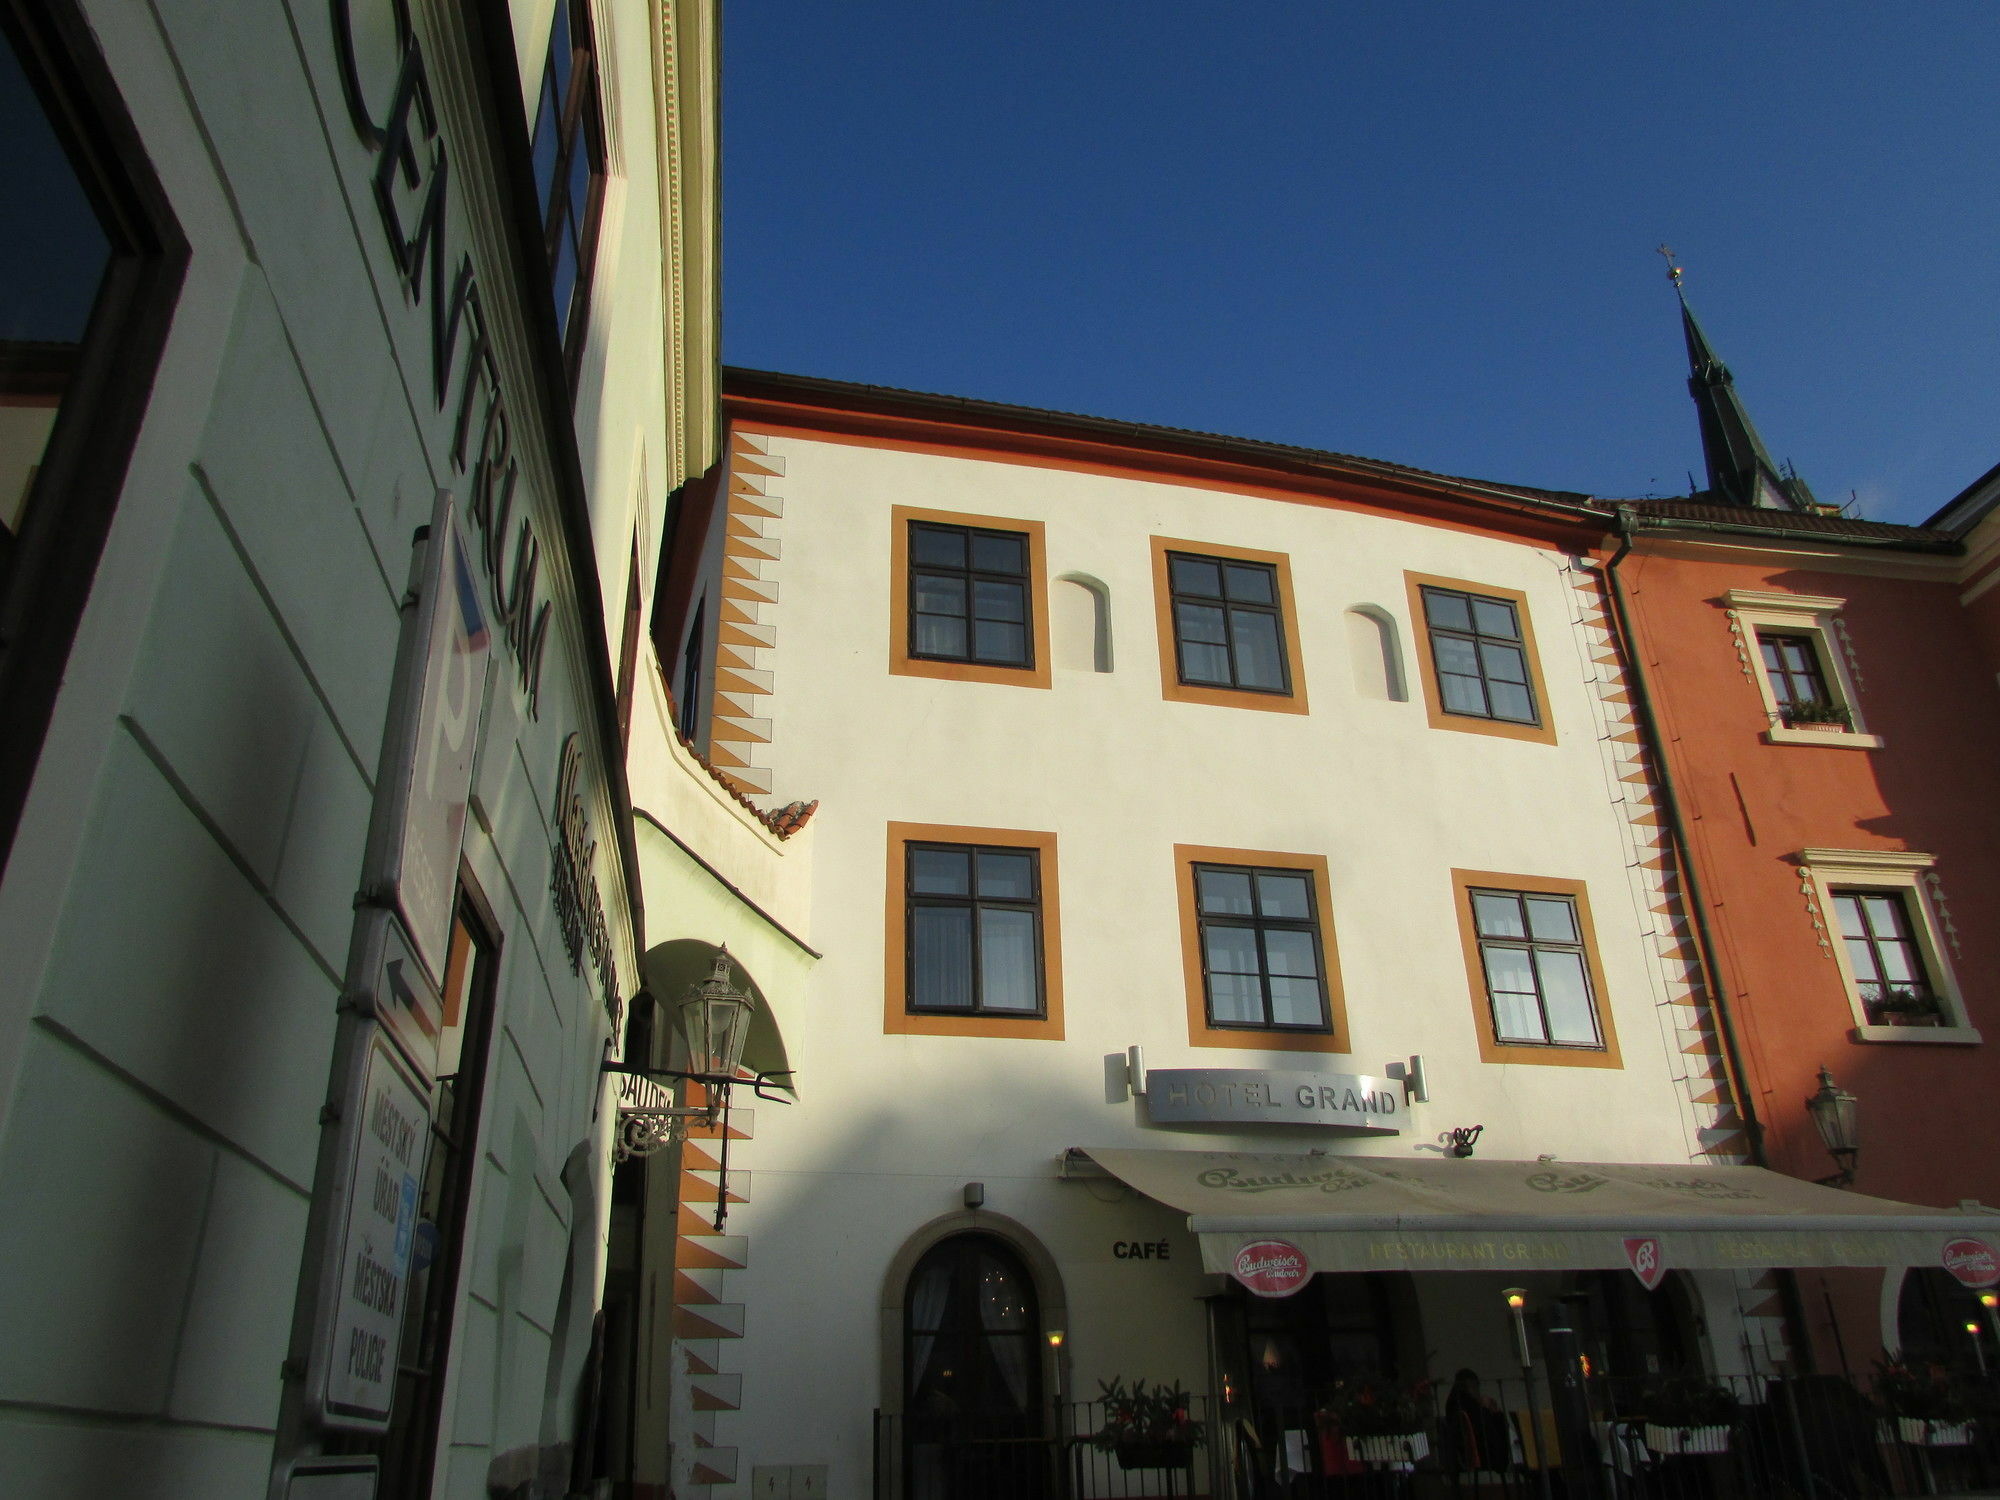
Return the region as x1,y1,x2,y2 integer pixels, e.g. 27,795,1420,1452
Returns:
1656,243,1684,286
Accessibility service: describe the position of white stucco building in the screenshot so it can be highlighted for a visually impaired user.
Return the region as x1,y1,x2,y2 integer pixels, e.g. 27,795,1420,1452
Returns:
637,370,1843,1500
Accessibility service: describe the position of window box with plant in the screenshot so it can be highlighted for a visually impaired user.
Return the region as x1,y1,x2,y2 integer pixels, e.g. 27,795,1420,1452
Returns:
1321,1378,1435,1465
1781,696,1852,732
1876,1361,1975,1447
1867,985,1944,1028
1090,1379,1204,1470
1638,1376,1740,1455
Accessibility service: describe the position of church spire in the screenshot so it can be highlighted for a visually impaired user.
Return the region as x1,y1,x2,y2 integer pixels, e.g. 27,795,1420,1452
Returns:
1656,247,1819,512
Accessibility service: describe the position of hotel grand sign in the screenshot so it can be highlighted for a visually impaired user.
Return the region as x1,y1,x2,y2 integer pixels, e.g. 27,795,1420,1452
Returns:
1144,1068,1404,1135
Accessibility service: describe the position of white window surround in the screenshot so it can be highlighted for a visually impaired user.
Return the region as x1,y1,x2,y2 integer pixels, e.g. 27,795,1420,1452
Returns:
1723,589,1883,750
1799,848,1979,1045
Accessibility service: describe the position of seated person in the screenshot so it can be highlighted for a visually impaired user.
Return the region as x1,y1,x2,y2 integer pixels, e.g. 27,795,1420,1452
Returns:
1444,1368,1514,1473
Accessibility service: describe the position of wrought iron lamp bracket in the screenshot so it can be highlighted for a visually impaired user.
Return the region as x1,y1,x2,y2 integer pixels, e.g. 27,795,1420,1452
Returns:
601,1061,795,1099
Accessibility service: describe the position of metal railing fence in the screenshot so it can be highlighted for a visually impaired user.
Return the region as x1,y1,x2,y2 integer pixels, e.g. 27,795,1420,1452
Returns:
873,1372,2000,1500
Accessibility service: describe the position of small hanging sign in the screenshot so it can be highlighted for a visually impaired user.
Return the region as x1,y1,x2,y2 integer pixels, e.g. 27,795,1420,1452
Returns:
1625,1236,1666,1291
1943,1238,2000,1288
1232,1239,1311,1298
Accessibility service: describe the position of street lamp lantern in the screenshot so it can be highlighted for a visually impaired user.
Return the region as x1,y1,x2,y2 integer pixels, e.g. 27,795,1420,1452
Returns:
603,947,792,1231
679,949,755,1081
1805,1066,1860,1187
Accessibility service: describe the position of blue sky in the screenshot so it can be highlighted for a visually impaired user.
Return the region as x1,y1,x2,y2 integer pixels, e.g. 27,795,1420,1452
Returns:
721,3,1999,524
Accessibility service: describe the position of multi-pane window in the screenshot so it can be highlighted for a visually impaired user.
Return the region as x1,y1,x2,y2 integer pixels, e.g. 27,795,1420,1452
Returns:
529,0,606,360
1421,586,1538,724
908,522,1033,667
1757,633,1840,724
1469,888,1602,1048
1,25,109,559
1195,864,1329,1030
0,8,183,871
906,843,1043,1015
1834,890,1939,1026
1168,553,1289,693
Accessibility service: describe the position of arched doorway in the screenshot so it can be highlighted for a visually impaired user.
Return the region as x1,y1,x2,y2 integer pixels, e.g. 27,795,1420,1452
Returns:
904,1233,1047,1500
1898,1268,1987,1373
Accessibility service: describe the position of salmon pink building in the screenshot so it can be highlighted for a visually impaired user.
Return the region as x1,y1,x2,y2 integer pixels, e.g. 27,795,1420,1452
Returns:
1603,289,2000,1375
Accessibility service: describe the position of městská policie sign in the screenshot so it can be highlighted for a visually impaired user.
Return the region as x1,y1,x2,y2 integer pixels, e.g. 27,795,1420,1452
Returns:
1145,1068,1404,1135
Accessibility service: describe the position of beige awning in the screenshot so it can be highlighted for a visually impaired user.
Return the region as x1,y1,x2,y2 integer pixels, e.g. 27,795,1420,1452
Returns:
1079,1147,2000,1276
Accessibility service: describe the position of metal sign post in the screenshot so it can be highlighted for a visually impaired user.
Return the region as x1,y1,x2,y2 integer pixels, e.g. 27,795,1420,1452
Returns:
272,492,495,1496
360,490,492,997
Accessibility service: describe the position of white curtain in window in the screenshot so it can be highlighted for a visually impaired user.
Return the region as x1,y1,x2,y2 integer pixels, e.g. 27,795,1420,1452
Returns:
907,1259,953,1394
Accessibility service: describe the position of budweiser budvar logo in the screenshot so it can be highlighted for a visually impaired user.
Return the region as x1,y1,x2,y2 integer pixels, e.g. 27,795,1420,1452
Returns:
1943,1238,2000,1288
1232,1238,1311,1298
1624,1236,1665,1291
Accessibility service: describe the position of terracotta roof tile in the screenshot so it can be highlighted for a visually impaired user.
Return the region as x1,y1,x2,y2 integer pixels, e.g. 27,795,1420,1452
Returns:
664,691,819,840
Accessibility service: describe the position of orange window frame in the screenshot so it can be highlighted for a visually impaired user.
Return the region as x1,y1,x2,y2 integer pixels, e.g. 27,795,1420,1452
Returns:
1450,868,1622,1069
885,822,1064,1039
1174,844,1347,1053
1405,571,1556,746
1150,537,1309,715
890,506,1052,689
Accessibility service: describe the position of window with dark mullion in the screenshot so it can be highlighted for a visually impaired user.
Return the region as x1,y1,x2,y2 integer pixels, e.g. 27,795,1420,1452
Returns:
1421,586,1538,724
907,522,1032,668
528,0,605,367
1169,553,1289,693
907,842,1043,1015
1757,633,1832,719
1195,864,1328,1030
1833,890,1937,1025
1469,888,1602,1048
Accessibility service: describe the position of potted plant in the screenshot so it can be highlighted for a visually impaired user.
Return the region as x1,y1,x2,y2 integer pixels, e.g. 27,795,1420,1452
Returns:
1876,1360,1975,1446
1639,1376,1740,1455
1870,986,1943,1027
1090,1379,1205,1470
1322,1377,1435,1465
1782,697,1851,731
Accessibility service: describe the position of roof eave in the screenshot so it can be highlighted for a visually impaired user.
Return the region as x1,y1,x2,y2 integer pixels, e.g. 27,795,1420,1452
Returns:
1616,506,1961,556
722,367,1608,535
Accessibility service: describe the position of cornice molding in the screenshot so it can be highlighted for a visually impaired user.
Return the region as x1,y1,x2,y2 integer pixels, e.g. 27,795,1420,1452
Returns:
1723,588,1846,613
1798,848,1936,872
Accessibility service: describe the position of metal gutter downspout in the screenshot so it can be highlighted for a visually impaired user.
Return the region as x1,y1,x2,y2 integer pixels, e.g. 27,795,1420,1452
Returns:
1603,505,1819,1373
